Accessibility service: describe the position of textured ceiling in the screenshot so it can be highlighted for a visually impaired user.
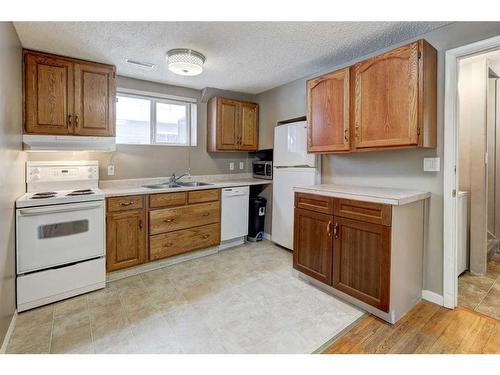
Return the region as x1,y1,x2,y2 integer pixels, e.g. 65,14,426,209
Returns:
13,22,448,94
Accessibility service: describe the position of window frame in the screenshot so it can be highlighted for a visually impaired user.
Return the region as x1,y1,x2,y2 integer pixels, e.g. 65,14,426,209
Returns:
116,88,197,147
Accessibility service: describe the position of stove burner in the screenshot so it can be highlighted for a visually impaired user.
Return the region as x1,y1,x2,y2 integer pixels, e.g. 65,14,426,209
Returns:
67,189,95,196
30,192,56,199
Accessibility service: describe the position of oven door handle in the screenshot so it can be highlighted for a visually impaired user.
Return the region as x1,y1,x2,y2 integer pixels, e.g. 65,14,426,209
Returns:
18,202,104,216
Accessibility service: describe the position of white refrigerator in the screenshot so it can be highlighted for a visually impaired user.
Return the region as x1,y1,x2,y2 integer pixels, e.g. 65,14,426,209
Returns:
272,121,320,250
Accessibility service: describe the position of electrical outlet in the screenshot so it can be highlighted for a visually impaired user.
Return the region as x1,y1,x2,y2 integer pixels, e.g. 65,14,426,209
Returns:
107,165,115,176
229,162,234,171
239,161,245,170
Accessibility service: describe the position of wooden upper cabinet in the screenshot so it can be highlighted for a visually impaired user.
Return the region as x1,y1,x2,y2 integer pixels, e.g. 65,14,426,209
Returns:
332,216,391,312
23,49,116,137
307,68,350,153
207,96,259,151
74,63,116,136
24,52,74,135
239,102,259,151
305,39,436,154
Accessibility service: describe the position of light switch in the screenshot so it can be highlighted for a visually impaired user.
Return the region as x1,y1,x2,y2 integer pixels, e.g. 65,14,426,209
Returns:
423,157,440,172
107,165,115,176
229,162,234,171
239,161,245,170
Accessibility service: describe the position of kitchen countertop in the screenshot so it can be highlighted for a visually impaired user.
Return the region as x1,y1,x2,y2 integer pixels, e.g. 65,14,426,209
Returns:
293,184,430,206
100,173,272,197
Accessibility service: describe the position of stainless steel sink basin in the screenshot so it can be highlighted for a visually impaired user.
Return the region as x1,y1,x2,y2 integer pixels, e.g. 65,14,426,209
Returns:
142,183,181,189
177,181,214,187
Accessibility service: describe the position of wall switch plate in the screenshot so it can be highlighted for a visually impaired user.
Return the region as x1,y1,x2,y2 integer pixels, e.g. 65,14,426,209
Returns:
107,165,115,176
229,162,234,171
423,157,440,172
239,161,245,170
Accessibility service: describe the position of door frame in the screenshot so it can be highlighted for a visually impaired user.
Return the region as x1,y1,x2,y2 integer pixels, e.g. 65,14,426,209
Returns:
443,34,500,308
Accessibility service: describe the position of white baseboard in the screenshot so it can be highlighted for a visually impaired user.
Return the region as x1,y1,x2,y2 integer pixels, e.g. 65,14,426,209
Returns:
422,290,444,306
0,310,17,354
263,232,271,241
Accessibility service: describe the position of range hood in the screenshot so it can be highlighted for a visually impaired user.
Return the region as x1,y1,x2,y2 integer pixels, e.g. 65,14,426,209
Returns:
23,135,116,152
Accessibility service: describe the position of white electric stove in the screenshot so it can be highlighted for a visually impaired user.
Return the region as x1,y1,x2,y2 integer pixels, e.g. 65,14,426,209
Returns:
15,161,106,312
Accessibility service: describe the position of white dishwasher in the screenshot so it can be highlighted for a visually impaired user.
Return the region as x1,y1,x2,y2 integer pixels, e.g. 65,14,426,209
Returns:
220,186,250,249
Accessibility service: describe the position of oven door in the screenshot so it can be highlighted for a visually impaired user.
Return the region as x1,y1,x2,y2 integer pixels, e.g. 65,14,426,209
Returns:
16,201,105,274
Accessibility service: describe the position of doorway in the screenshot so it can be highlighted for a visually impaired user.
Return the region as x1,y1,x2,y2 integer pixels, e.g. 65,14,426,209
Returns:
444,35,500,320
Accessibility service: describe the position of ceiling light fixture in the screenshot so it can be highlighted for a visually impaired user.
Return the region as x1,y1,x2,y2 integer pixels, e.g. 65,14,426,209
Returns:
125,59,155,69
166,49,205,76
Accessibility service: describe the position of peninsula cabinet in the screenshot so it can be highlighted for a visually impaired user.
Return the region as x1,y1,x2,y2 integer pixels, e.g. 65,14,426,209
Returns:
293,189,427,324
306,39,437,154
24,49,116,137
207,97,259,152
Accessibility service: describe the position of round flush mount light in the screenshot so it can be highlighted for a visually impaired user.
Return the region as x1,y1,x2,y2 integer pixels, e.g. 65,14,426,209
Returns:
166,49,205,76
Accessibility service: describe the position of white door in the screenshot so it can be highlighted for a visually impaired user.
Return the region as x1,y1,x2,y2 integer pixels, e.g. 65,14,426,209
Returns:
272,167,319,250
16,201,105,274
274,122,316,167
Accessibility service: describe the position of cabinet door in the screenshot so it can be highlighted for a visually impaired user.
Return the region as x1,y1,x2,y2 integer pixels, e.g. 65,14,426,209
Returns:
353,42,419,150
106,210,146,272
307,68,350,152
74,63,116,136
216,98,239,150
293,208,333,285
24,52,74,135
238,102,258,151
333,216,391,312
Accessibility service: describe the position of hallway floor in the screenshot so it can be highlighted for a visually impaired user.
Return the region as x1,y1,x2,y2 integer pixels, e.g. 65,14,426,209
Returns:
458,251,500,320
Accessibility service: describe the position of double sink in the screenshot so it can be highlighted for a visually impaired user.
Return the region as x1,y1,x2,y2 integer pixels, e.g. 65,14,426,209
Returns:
142,181,214,189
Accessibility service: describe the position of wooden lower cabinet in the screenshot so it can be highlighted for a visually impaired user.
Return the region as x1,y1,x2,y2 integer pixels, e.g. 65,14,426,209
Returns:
106,189,222,272
150,223,220,261
106,209,146,272
332,217,391,312
293,208,333,285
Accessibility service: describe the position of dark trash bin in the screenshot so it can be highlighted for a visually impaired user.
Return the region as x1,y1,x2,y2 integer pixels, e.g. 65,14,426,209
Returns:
248,196,267,242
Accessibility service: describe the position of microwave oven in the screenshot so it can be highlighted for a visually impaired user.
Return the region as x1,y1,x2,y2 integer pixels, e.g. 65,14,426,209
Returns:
253,161,273,180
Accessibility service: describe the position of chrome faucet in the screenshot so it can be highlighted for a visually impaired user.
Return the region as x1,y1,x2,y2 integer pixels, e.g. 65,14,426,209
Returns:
169,172,189,185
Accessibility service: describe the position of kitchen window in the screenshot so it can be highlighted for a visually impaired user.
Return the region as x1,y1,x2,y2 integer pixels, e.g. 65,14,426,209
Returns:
116,90,197,146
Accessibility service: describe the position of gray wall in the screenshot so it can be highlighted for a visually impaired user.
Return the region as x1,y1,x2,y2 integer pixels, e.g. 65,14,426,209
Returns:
256,22,500,296
27,76,258,180
0,22,24,345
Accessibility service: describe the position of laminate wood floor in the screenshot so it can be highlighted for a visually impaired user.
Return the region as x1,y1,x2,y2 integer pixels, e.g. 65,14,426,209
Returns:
322,300,499,354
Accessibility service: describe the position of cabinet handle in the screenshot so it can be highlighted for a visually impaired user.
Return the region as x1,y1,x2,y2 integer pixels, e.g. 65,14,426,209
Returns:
75,115,79,127
202,212,210,217
202,234,210,239
355,125,359,139
344,128,349,143
164,218,175,223
138,219,142,230
327,221,332,237
334,222,339,239
68,114,72,126
163,242,173,248
120,201,134,206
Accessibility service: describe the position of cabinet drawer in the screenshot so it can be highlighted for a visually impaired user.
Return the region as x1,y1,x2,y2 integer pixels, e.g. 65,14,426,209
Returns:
149,201,220,235
334,198,391,226
149,223,220,261
107,195,144,213
188,189,220,204
295,192,334,214
149,192,186,209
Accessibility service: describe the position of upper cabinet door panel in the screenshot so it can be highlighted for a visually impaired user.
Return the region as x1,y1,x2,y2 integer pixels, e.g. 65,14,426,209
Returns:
24,53,74,135
74,63,115,136
354,42,419,149
239,102,258,151
218,98,239,150
307,68,350,152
